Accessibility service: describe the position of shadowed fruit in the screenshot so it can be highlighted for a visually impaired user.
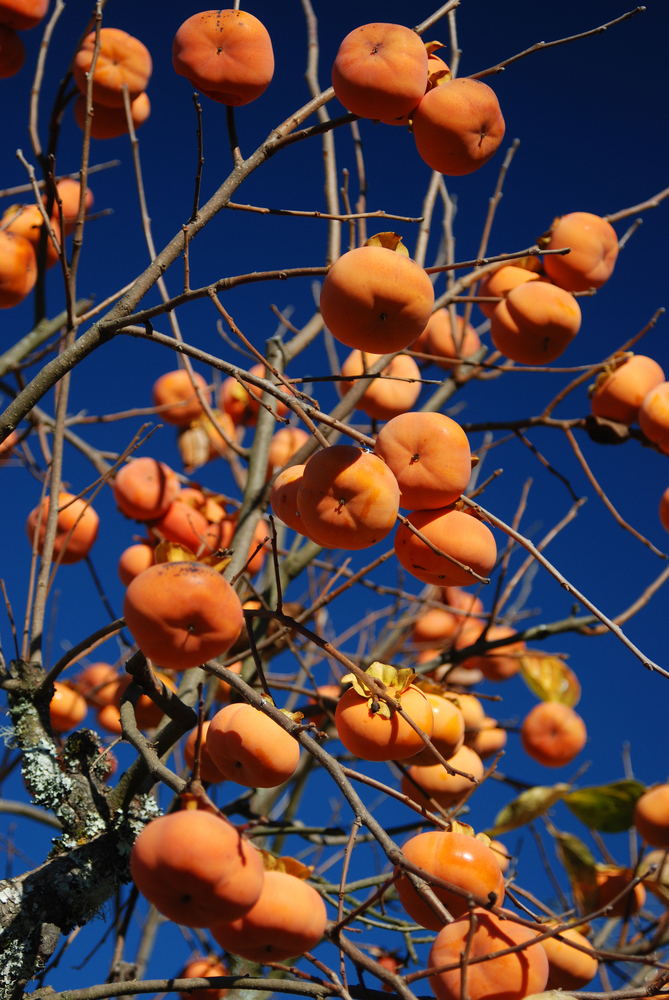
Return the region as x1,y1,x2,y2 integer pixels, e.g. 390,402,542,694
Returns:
469,717,508,758
267,427,310,477
394,507,497,586
46,179,94,235
76,662,119,707
270,465,305,533
491,281,581,364
374,412,471,510
638,382,669,453
112,457,180,521
73,91,151,139
152,370,211,426
130,809,264,927
123,562,244,670
443,587,485,618
49,682,87,734
543,212,619,292
173,9,274,106
413,78,505,176
541,926,598,991
595,868,646,917
634,784,669,848
213,660,242,702
521,701,586,767
207,703,300,787
416,309,481,367
320,245,434,354
73,28,152,107
401,745,484,809
2,204,60,268
489,840,511,874
118,543,155,586
219,363,292,426
184,721,226,784
410,694,465,765
591,355,665,425
180,957,228,1000
150,500,223,558
478,266,541,319
335,679,433,762
462,626,525,682
26,491,99,565
339,350,421,421
0,0,49,30
412,608,459,646
0,24,24,76
428,909,549,1000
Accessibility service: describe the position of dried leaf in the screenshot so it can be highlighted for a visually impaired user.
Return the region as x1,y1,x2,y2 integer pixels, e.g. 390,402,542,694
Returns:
198,553,232,573
639,850,669,905
563,780,646,833
154,540,196,564
486,784,569,836
280,709,304,723
258,850,313,879
553,831,598,914
519,652,581,707
424,40,446,55
364,232,409,256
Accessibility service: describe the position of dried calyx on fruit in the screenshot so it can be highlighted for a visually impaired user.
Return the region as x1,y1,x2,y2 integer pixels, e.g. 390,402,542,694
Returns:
340,661,415,719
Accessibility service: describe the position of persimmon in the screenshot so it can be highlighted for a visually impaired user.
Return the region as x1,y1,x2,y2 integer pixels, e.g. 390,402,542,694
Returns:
638,382,669,453
543,212,619,292
0,0,49,31
73,28,152,108
134,672,178,730
412,608,459,646
410,694,465,765
306,684,341,727
207,702,300,787
634,783,669,848
118,542,155,586
469,717,508,758
173,10,274,107
123,562,244,671
270,464,306,533
297,446,400,550
374,412,471,510
520,701,587,767
94,670,177,731
401,744,484,809
26,491,99,565
339,350,421,421
417,309,481,367
490,281,581,365
267,427,310,477
2,204,61,268
219,363,292,426
184,721,226,784
210,870,327,962
201,409,237,463
394,507,497,587
477,266,542,319
0,228,37,308
152,370,211,426
97,703,123,735
0,24,23,77
213,660,242,702
335,664,433,762
462,626,525,682
489,840,511,874
49,681,87,734
448,693,485,733
428,909,549,1000
0,428,19,463
595,868,646,917
540,926,598,991
395,831,505,928
319,245,435,354
180,957,228,1000
46,179,94,235
332,23,427,121
73,91,151,139
443,587,484,618
130,809,264,927
413,78,505,176
150,500,222,558
112,457,180,521
591,355,665,425
76,662,119,707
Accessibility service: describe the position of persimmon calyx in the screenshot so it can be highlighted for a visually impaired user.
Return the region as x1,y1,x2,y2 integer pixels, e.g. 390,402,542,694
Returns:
588,351,633,397
537,216,562,250
154,540,196,563
364,232,410,257
448,818,493,847
280,709,304,723
341,662,416,719
258,849,313,878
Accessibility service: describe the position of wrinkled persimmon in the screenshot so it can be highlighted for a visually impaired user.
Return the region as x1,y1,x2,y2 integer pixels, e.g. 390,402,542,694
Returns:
395,507,497,587
26,491,99,565
73,28,152,108
591,355,665,425
413,78,505,176
491,281,581,364
207,703,300,788
113,457,180,521
339,350,421,421
543,212,619,292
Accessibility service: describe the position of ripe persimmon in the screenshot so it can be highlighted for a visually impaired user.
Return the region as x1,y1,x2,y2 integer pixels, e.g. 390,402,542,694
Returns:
184,721,226,784
173,10,274,106
595,868,646,917
443,587,484,618
76,662,119,707
332,23,428,121
374,412,471,510
112,457,180,522
0,229,37,308
339,350,421,421
409,694,465,765
477,266,541,319
449,693,485,733
412,608,459,646
521,701,587,767
428,909,549,1000
491,281,581,364
0,0,49,31
133,671,178,730
2,204,61,268
150,500,222,558
73,28,152,108
118,542,155,587
49,681,87,733
319,245,434,354
46,179,94,235
543,212,619,292
0,24,24,77
207,703,300,788
638,382,669,453
219,363,292,426
489,840,511,874
413,79,505,176
123,562,244,670
634,783,669,848
416,309,481,367
395,507,497,587
401,744,484,810
591,355,665,425
73,91,151,139
0,428,19,463
130,809,264,927
395,831,505,928
267,427,310,479
180,957,228,1000
541,926,598,991
306,684,341,728
461,626,525,682
468,717,508,758
270,465,305,533
26,491,99,565
152,370,211,426
297,446,400,550
213,660,242,702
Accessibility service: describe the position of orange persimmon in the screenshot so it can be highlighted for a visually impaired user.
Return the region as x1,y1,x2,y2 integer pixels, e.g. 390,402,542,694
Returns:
401,744,484,809
112,457,180,521
0,0,49,30
541,926,598,991
521,701,587,767
180,957,228,1000
207,702,300,787
543,212,619,292
184,721,226,784
73,91,151,139
591,355,665,425
409,694,465,766
2,204,60,268
491,281,581,364
118,542,155,587
634,783,669,848
339,350,421,421
49,681,88,734
270,465,305,533
0,24,24,77
639,382,669,453
267,427,310,477
152,370,211,426
415,309,481,367
26,491,99,565
73,28,152,108
477,266,542,319
413,78,505,176
394,507,496,587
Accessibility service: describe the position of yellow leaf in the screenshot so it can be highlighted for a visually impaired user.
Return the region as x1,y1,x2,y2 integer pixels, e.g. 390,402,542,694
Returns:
364,232,410,256
258,850,314,879
154,540,196,564
487,784,569,836
520,652,581,707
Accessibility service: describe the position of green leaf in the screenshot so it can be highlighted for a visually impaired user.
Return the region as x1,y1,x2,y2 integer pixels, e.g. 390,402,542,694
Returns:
519,652,581,706
563,780,646,833
486,784,569,836
553,831,598,913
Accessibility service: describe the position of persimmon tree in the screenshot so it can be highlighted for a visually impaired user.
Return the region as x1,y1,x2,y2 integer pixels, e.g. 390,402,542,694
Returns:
0,3,668,1000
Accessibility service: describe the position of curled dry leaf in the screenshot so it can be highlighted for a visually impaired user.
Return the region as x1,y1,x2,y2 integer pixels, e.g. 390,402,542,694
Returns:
363,232,410,256
258,850,314,879
486,784,569,836
519,652,581,707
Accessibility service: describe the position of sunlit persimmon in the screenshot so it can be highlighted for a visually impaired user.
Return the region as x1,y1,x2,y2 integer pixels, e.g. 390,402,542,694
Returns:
521,701,587,767
374,412,471,510
395,831,505,928
417,309,481,368
591,355,665,425
184,721,226,784
0,428,19,463
413,78,505,176
634,783,669,848
332,23,428,121
0,24,24,77
297,446,400,550
0,0,49,31
443,587,485,618
543,212,619,292
207,702,300,787
478,266,542,319
113,457,180,522
540,926,598,991
180,957,228,1000
306,684,341,728
213,660,242,702
49,681,87,734
638,382,669,453
395,507,497,587
266,427,310,478
123,562,244,671
448,693,485,733
97,702,123,735
335,680,433,762
412,607,459,646
270,465,305,532
595,868,646,917
152,370,211,426
469,717,507,758
219,363,292,426
73,91,151,139
401,744,484,810
339,350,421,421
118,542,155,586
0,227,37,307
2,203,61,268
428,909,549,1000
73,28,152,107
409,695,465,766
130,809,264,927
200,409,237,463
219,514,267,575
491,281,581,365
76,662,119,707
461,626,525,681
26,491,99,565
210,870,327,962
489,839,511,874
150,500,222,558
320,245,434,354
46,179,94,235
173,10,274,106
